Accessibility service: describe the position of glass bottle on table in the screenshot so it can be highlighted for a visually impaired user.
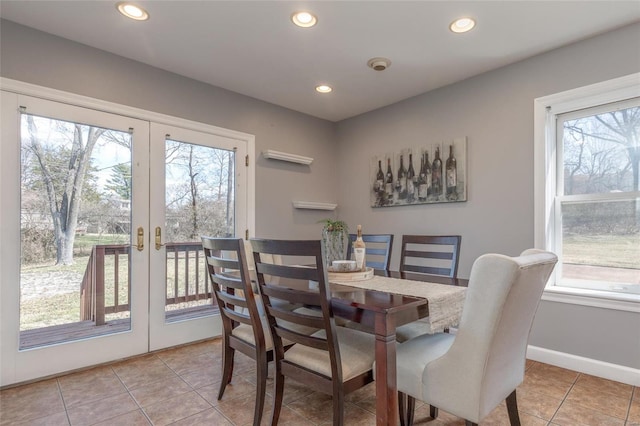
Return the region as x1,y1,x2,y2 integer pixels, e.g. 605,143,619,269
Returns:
353,224,366,271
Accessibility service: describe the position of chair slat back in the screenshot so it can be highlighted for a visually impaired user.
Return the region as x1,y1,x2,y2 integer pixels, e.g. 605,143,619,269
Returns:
399,235,461,278
201,237,264,340
251,238,343,381
346,233,394,271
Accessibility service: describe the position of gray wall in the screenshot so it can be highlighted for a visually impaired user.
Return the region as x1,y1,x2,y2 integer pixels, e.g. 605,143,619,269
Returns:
2,19,639,369
336,23,640,368
0,19,339,240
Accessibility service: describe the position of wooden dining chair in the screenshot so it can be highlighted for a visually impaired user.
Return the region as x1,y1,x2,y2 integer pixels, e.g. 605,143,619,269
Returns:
399,235,461,278
395,249,557,426
346,233,394,271
201,236,271,426
396,235,462,342
250,238,376,426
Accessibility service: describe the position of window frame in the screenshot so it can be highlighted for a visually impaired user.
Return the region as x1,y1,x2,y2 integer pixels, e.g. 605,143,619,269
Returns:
534,73,640,312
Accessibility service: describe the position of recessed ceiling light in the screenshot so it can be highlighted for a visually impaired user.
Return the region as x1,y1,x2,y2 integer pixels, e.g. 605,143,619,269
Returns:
291,11,317,28
315,85,332,93
450,17,475,33
116,2,149,21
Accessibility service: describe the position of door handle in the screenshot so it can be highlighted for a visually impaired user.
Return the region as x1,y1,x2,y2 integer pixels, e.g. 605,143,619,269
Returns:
135,227,144,252
155,227,165,250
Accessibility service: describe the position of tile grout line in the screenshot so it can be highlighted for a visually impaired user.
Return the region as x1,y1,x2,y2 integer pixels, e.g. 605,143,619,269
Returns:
156,352,235,425
55,378,73,426
109,364,155,425
549,370,581,424
138,354,214,425
189,383,237,426
157,351,227,422
558,371,635,424
627,386,637,423
157,348,243,425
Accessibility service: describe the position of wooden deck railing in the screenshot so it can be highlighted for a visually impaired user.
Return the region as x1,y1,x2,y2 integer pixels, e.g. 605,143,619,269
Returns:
165,242,211,305
80,242,212,325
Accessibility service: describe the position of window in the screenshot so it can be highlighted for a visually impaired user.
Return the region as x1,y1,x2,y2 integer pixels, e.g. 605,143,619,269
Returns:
535,74,640,303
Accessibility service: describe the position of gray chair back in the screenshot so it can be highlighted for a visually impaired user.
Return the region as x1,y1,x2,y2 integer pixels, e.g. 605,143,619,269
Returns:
399,235,461,278
346,233,393,271
422,249,557,422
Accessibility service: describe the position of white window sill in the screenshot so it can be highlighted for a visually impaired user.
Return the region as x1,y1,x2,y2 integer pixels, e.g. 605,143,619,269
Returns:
542,286,640,313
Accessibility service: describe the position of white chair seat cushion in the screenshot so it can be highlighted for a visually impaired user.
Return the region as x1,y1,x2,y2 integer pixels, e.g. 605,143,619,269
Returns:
395,322,425,343
395,318,440,343
232,315,317,350
395,333,455,400
234,294,317,348
232,317,276,350
284,327,375,381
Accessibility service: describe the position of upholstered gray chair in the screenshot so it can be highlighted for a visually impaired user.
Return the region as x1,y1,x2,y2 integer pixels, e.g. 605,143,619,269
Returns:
395,249,557,426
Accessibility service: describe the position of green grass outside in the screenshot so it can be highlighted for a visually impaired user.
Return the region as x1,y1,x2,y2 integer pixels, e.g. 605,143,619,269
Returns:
20,254,131,330
21,293,83,329
562,234,639,269
72,233,129,256
22,259,87,275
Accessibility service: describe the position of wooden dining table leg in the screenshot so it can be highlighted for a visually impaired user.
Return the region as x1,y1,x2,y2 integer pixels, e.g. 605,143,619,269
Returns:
375,311,398,426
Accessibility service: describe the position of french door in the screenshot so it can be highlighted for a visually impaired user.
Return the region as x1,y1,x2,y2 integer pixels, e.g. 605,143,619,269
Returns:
1,85,252,386
148,123,247,350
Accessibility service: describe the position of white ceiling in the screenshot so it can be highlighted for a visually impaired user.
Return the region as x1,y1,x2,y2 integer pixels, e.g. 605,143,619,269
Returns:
1,1,639,122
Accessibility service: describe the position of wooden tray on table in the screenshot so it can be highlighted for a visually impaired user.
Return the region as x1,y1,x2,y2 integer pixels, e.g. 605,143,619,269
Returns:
327,267,374,282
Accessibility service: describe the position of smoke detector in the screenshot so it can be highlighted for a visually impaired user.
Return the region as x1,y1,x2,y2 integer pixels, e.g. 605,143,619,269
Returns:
367,57,391,71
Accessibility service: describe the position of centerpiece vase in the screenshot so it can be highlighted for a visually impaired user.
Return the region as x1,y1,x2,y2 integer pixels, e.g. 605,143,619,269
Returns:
322,228,346,268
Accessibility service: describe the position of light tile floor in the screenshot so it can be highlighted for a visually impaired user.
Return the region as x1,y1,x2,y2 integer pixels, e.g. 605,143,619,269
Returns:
1,338,638,425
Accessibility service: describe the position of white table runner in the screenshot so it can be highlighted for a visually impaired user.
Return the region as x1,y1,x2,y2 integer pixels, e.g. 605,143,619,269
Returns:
329,275,466,333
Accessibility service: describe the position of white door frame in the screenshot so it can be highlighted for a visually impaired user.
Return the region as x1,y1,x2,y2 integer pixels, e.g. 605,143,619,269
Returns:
0,78,255,386
148,123,248,350
0,92,150,385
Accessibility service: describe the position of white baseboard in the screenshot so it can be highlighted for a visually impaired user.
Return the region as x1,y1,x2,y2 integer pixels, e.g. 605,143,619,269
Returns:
527,345,640,386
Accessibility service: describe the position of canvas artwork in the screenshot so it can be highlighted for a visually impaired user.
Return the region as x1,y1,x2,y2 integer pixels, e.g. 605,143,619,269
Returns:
370,137,467,208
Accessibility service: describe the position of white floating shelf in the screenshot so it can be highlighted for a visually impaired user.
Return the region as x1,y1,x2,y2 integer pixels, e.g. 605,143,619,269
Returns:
292,201,337,211
263,149,313,165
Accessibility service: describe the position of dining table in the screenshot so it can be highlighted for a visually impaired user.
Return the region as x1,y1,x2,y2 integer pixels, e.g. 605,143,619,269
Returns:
242,254,468,426
328,270,468,426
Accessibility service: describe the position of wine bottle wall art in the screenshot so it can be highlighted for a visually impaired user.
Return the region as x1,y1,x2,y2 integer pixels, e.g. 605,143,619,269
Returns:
370,137,467,208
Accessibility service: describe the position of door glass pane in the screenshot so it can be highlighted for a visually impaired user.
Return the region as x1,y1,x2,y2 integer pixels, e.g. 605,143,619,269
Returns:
164,138,235,320
20,113,133,348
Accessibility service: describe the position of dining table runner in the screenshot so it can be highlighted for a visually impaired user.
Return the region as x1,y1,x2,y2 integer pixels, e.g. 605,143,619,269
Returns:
328,275,467,333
